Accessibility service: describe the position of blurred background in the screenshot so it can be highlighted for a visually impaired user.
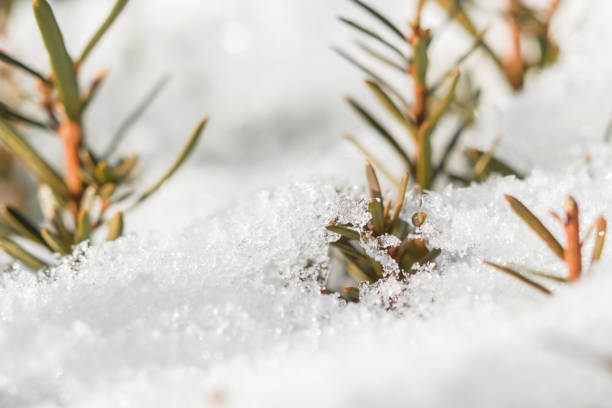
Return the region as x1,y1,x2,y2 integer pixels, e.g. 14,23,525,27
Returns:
1,0,611,231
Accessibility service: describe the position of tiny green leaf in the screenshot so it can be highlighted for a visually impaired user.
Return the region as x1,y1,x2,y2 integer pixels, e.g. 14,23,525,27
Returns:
98,183,116,200
330,241,368,262
434,120,468,177
333,245,380,283
342,286,361,302
428,35,483,94
94,161,113,184
0,101,49,129
79,186,97,212
604,113,612,142
0,222,11,237
343,135,401,187
365,161,382,201
470,137,500,181
483,260,552,295
338,17,406,60
422,70,460,136
106,212,124,241
0,49,51,85
345,259,376,283
334,47,408,107
77,0,130,66
416,128,433,189
432,0,480,35
0,119,71,198
466,148,523,179
79,149,97,175
346,98,413,169
41,227,70,255
366,256,384,279
112,155,140,181
368,197,385,235
103,74,169,157
418,248,441,265
397,237,428,270
51,210,72,247
80,69,108,112
33,0,80,121
390,172,409,226
1,205,45,246
591,216,606,264
326,224,361,241
520,267,569,283
504,195,565,260
74,209,91,243
0,237,47,270
355,40,406,72
415,71,460,189
350,0,405,41
131,117,208,208
364,79,416,139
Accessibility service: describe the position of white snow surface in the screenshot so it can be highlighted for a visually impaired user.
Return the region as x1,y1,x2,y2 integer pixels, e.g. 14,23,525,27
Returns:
2,0,612,406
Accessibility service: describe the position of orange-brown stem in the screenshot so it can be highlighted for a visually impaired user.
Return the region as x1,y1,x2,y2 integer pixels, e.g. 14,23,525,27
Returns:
383,199,392,219
544,0,561,20
504,0,524,90
413,81,427,126
414,0,426,29
100,197,110,214
564,196,581,281
58,119,83,198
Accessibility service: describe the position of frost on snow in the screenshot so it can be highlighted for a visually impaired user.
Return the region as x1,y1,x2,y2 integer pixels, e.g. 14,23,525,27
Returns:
3,168,612,407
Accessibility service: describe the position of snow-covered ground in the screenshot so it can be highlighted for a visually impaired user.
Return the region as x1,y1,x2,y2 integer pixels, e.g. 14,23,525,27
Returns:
2,0,612,406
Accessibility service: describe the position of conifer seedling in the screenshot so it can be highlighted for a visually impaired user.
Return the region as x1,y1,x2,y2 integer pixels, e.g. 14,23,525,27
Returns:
325,161,440,302
485,195,606,295
0,0,208,270
337,0,520,190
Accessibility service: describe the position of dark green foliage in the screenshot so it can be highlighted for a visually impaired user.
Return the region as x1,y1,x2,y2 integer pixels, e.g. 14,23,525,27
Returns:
325,163,440,301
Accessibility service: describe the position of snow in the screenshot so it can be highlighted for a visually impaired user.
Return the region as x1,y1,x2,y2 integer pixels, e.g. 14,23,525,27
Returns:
4,170,612,407
2,0,612,406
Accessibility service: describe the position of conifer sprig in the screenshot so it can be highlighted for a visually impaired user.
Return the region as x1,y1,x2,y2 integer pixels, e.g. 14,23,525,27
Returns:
337,0,520,190
0,0,207,270
325,162,440,302
485,195,606,294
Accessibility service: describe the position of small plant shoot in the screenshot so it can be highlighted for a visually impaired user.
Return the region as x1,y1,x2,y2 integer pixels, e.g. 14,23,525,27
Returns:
325,161,440,302
337,0,522,190
485,195,607,294
0,0,207,269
